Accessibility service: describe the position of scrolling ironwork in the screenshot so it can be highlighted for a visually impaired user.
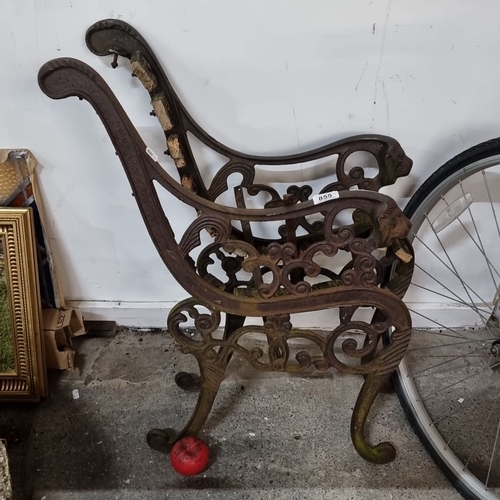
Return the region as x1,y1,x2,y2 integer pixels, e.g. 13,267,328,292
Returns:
38,19,414,465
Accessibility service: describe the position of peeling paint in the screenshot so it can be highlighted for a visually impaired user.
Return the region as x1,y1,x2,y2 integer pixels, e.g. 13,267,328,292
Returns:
167,135,186,168
181,174,195,191
151,93,174,131
130,51,157,92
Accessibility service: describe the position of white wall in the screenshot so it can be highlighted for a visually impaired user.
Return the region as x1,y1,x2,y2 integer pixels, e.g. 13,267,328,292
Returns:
2,0,500,327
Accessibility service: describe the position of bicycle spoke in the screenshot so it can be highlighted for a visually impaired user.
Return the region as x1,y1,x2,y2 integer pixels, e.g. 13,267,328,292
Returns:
408,339,490,352
411,280,499,339
483,169,500,242
396,154,500,498
411,354,490,358
412,280,495,320
412,264,500,338
411,345,489,379
413,232,497,321
420,359,500,402
429,363,496,428
445,362,495,429
425,213,478,306
458,180,498,290
409,309,481,341
412,330,478,341
441,192,500,286
439,363,498,456
486,402,500,490
463,384,500,473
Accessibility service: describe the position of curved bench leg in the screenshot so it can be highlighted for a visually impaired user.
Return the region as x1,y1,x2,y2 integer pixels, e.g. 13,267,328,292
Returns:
361,341,394,394
350,372,396,464
147,359,228,453
351,327,411,464
361,308,394,394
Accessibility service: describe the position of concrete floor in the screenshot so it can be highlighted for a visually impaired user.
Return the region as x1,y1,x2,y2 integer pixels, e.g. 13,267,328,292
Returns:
0,329,462,500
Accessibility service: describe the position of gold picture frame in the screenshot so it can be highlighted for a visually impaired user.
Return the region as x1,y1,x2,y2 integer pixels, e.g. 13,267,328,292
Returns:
0,208,47,401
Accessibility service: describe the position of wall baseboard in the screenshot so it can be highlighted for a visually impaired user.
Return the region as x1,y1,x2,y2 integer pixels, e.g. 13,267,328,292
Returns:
66,300,485,330
66,300,347,329
66,301,177,329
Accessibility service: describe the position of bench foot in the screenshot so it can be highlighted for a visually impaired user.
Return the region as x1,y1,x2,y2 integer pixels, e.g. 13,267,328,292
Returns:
147,358,228,453
351,373,396,464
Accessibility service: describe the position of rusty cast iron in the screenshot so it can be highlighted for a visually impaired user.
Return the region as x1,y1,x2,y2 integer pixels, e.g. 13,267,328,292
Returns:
38,19,414,465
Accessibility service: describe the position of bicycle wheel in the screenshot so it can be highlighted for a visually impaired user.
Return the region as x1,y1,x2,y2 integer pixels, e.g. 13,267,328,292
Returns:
393,138,500,500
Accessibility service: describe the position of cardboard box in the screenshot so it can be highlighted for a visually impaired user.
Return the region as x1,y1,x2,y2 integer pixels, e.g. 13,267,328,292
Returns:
42,308,85,370
44,330,75,371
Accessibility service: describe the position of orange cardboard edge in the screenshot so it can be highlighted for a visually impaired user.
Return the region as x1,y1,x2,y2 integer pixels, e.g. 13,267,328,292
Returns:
42,308,84,370
43,331,75,370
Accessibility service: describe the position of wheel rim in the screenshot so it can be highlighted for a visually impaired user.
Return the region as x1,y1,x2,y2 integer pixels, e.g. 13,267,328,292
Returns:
397,154,500,499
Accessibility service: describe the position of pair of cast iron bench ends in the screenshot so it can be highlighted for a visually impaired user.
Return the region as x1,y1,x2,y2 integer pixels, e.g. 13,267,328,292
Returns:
39,20,415,465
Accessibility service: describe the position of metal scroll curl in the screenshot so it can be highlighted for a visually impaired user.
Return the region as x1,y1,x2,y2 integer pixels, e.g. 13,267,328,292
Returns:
168,298,400,376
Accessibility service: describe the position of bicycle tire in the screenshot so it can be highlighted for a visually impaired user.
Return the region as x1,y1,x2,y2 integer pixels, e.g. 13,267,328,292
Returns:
394,137,500,500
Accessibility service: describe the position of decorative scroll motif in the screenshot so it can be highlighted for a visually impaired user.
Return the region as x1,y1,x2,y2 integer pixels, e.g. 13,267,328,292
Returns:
178,216,231,258
38,19,416,464
208,146,411,209
183,201,405,299
168,298,409,377
165,297,411,464
196,243,245,290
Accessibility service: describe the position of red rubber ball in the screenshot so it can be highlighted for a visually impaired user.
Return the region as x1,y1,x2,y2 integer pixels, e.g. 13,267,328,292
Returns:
170,436,210,476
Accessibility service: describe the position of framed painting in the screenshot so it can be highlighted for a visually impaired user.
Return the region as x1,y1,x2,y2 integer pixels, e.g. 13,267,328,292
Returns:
0,208,47,401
